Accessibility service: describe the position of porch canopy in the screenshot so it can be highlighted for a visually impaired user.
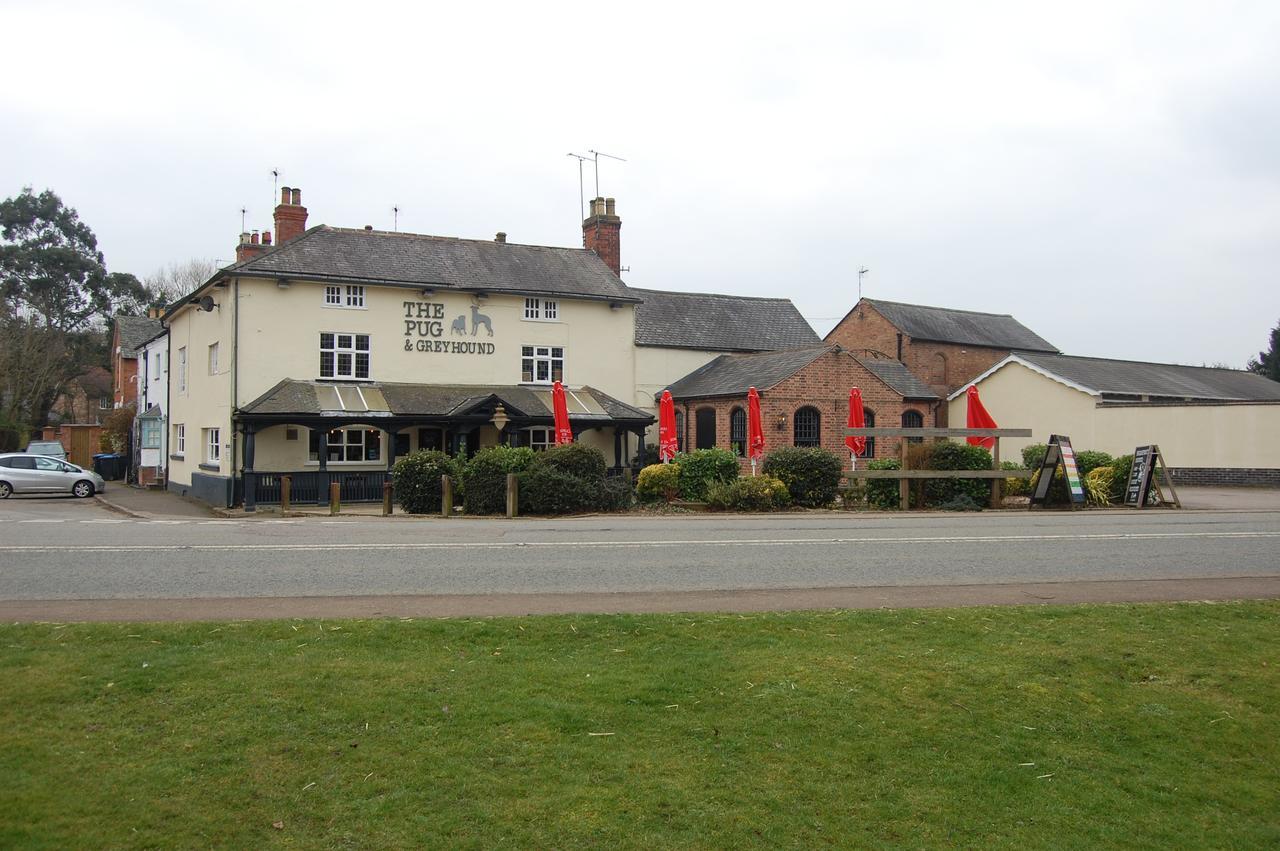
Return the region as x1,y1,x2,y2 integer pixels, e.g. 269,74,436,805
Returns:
236,379,653,502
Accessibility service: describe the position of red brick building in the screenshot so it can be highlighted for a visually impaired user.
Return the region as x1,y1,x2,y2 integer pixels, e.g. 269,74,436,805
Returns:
823,299,1057,418
111,313,163,409
664,344,940,465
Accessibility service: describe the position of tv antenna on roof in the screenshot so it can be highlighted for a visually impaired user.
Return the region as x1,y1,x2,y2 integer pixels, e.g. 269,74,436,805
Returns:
240,208,247,233
393,205,400,232
858,266,870,300
567,152,590,220
271,168,280,209
587,149,626,199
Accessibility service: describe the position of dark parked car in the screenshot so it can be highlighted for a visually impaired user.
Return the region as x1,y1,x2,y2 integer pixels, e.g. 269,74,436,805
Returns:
0,453,106,498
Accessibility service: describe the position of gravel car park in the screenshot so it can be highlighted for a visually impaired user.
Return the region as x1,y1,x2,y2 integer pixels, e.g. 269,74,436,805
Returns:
0,453,106,498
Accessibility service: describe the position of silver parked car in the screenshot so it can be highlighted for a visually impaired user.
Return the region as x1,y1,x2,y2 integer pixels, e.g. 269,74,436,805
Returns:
0,453,106,498
24,440,69,461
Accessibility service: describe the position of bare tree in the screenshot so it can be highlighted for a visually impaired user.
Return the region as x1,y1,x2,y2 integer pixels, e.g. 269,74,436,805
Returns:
145,257,219,308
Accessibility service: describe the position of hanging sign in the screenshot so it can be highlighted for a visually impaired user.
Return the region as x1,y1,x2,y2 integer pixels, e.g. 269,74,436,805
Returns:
1030,434,1085,507
1125,445,1157,507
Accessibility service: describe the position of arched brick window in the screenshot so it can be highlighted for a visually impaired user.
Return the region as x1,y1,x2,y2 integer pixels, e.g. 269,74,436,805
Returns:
674,410,685,453
793,406,820,447
695,407,717,450
902,409,924,444
863,408,876,458
930,352,947,385
729,407,746,456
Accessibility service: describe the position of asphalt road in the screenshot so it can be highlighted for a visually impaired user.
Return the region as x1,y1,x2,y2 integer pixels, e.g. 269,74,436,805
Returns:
1,496,1278,619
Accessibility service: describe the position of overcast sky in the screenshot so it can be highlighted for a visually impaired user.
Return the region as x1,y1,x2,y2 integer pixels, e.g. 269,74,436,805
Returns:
4,1,1278,366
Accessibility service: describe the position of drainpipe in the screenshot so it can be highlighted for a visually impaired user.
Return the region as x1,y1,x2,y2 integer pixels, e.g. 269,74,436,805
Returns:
230,277,239,506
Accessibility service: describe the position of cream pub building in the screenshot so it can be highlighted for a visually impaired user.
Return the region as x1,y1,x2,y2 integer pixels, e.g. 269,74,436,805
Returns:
165,189,655,508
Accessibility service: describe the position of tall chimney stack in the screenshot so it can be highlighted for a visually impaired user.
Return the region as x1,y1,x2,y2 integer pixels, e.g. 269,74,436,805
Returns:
274,185,309,245
582,196,621,277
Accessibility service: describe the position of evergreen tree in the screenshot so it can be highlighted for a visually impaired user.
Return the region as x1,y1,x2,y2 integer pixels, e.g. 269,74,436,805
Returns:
1246,320,1280,382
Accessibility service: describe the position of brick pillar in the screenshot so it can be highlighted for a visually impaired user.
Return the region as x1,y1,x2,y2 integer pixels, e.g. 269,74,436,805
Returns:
274,186,309,245
582,196,621,276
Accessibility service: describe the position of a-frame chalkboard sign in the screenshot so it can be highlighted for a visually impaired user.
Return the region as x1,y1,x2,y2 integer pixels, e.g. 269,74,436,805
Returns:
1124,444,1182,509
1030,434,1086,508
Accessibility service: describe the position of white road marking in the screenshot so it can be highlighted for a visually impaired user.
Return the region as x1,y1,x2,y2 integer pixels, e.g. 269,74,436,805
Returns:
0,530,1276,553
79,519,129,524
18,519,65,524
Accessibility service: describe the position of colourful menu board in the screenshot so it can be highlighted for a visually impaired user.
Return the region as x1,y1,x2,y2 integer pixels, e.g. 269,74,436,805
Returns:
1053,435,1086,504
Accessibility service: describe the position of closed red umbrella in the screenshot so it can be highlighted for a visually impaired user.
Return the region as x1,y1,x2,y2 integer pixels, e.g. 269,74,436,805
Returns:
965,385,997,449
657,390,679,463
844,387,866,469
552,380,574,445
747,386,765,475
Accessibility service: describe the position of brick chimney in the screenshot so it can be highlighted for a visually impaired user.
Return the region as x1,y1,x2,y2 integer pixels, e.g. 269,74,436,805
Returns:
582,196,621,276
273,186,308,245
235,230,266,263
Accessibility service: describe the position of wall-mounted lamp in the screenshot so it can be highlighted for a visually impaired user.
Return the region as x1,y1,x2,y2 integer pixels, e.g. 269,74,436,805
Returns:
420,287,434,298
775,413,788,431
277,279,291,289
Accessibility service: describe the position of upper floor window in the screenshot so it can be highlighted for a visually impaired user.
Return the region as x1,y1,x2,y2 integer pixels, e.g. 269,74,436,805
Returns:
177,347,187,393
794,406,821,447
521,345,563,383
324,285,366,308
729,407,747,456
320,333,371,380
523,298,558,320
154,352,161,375
208,342,219,375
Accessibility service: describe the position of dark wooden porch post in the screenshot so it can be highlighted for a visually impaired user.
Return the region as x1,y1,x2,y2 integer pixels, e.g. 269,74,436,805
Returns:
317,427,329,505
613,429,623,471
243,424,257,512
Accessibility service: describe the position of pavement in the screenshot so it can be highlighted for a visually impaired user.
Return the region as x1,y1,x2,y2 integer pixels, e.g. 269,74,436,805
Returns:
89,483,1280,519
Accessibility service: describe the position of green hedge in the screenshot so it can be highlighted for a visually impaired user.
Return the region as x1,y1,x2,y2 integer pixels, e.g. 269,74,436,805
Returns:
923,442,992,505
462,445,537,515
762,446,844,508
391,450,461,514
673,449,739,501
538,443,607,482
636,463,680,503
598,477,635,512
517,465,600,515
865,458,901,509
706,475,791,512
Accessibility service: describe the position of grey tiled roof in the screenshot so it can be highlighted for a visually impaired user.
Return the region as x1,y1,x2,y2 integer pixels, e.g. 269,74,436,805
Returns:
856,357,939,399
239,379,653,423
862,299,1057,352
631,287,820,351
115,315,163,358
662,346,833,398
1013,351,1280,402
222,226,639,303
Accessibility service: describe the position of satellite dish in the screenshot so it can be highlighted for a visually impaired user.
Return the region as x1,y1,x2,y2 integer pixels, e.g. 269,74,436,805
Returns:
198,296,217,312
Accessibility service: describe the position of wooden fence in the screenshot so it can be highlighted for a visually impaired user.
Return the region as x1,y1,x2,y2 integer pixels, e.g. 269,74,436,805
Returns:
843,427,1033,510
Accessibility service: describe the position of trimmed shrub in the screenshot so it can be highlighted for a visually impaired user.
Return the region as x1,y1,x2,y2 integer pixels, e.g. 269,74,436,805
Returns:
517,465,600,515
1002,460,1031,497
598,476,635,512
392,450,460,514
673,448,739,501
1108,455,1134,504
539,443,607,482
924,441,992,506
865,458,901,509
706,475,791,512
1021,443,1048,470
1075,450,1114,479
636,463,681,503
762,446,845,508
937,493,983,511
1085,466,1114,506
462,445,537,515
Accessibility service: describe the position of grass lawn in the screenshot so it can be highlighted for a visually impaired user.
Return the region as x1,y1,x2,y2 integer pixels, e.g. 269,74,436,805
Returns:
1,601,1277,849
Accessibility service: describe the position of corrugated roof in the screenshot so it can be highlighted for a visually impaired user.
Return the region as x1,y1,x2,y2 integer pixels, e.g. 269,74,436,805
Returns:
221,226,639,303
115,315,163,358
859,299,1058,352
631,287,819,351
1010,351,1280,402
239,380,653,423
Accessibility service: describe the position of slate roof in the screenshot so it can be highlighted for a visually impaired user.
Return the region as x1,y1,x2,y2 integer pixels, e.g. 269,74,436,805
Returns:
631,287,819,351
115,315,163,358
858,357,940,399
854,299,1058,352
217,225,638,303
662,345,939,401
239,379,653,423
1000,351,1280,403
